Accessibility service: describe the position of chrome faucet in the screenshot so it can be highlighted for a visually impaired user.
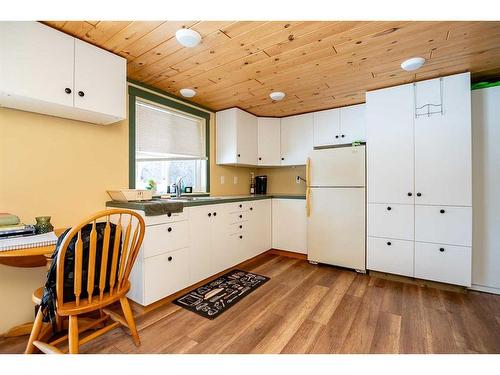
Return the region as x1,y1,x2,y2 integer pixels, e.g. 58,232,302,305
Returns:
175,176,185,198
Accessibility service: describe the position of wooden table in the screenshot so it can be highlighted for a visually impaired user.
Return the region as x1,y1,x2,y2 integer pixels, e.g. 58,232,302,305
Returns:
0,229,65,337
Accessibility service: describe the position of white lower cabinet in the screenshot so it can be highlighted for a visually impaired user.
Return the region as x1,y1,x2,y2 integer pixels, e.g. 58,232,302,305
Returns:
368,203,414,241
415,205,472,246
414,242,471,287
367,237,414,277
272,199,307,253
143,248,191,305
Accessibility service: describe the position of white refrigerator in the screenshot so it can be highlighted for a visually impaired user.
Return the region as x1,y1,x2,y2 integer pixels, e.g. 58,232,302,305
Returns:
307,145,366,272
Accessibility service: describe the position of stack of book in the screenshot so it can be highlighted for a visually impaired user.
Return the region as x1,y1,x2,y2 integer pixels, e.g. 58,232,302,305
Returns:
0,213,36,239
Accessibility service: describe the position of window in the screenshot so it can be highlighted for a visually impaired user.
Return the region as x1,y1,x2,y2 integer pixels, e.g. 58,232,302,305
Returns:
133,95,209,194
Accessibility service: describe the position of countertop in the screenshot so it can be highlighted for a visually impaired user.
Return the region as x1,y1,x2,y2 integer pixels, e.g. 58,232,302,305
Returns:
106,194,305,215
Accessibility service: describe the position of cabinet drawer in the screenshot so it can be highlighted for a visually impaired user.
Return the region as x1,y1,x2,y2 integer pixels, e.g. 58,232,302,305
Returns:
144,247,190,305
228,211,248,223
367,237,414,277
142,221,189,258
226,201,249,213
368,203,414,240
229,222,247,234
414,242,471,286
415,205,472,246
142,210,189,226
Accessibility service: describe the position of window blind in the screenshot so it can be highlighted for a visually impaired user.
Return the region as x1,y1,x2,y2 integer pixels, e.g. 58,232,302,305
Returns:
136,100,206,160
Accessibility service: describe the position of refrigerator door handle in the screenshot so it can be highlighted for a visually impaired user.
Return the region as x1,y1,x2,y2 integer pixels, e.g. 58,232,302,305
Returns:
306,157,311,217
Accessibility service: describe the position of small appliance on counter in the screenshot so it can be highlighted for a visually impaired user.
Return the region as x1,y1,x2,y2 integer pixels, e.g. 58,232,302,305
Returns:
255,175,268,195
106,189,153,202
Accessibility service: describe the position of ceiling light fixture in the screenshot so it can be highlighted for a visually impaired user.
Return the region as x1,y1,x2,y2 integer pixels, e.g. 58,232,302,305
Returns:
270,91,286,101
180,88,196,98
175,28,201,48
401,57,426,72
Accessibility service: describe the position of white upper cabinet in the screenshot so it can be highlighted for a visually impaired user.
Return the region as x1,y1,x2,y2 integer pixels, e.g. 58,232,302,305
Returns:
414,73,472,206
0,22,126,125
313,108,340,147
73,39,126,121
257,117,281,166
216,108,258,165
366,83,415,204
340,104,366,144
0,21,75,108
280,113,313,165
313,104,366,147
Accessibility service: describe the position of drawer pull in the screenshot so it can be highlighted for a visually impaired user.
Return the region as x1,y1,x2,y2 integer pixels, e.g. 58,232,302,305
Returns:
407,192,413,196
387,206,392,211
213,212,217,216
239,204,242,208
239,214,242,218
168,256,173,261
239,235,243,239
250,207,253,211
439,247,445,252
416,192,422,197
208,213,212,217
167,213,172,217
239,225,242,229
387,242,392,246
440,209,445,214
167,227,172,232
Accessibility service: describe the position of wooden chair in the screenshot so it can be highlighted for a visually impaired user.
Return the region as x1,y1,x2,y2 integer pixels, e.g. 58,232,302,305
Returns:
25,209,145,354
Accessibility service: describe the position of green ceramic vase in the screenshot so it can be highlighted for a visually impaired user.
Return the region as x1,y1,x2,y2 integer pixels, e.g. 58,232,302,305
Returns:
34,216,54,234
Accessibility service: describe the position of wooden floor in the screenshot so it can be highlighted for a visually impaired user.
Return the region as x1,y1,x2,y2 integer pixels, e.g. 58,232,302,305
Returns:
2,253,500,354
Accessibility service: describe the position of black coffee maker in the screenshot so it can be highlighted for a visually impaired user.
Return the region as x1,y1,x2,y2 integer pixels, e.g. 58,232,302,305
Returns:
255,175,268,195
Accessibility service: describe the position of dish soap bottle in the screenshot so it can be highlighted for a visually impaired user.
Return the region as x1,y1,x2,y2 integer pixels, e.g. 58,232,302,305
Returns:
250,172,255,195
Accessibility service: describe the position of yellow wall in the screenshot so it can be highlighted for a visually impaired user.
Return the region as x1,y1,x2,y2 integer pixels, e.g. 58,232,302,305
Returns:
258,166,307,195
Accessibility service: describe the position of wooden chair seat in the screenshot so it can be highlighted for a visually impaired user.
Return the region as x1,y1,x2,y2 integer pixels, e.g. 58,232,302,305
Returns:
25,209,145,354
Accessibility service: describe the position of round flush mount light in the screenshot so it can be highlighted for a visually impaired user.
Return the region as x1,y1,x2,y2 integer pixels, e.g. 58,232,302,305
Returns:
401,57,426,72
175,28,202,48
270,91,286,101
180,88,196,98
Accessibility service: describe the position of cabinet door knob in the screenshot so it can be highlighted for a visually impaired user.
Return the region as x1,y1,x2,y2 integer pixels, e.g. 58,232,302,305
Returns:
335,135,339,139
64,87,72,94
239,214,242,218
440,209,445,214
239,204,242,208
237,153,241,157
250,207,253,211
167,227,172,232
78,91,85,97
407,192,413,197
258,157,262,160
387,242,392,246
416,192,422,197
239,235,243,239
439,247,445,252
341,134,345,138
239,225,242,229
167,212,172,217
168,256,173,261
387,206,392,211
208,213,212,217
281,157,284,160
213,212,217,216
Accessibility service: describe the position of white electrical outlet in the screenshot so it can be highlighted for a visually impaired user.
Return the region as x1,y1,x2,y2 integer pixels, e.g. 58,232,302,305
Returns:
296,176,301,184
220,175,225,185
233,176,238,184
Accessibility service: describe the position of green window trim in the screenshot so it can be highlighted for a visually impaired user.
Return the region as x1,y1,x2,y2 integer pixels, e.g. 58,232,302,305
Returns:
128,84,212,193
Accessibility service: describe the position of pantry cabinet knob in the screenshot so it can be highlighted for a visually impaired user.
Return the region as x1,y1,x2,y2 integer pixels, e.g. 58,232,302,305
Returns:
64,87,72,94
78,91,85,97
416,192,422,197
440,209,445,214
439,247,445,252
387,206,392,211
213,212,217,216
168,256,173,261
387,242,392,246
167,227,172,232
407,192,412,197
208,213,212,217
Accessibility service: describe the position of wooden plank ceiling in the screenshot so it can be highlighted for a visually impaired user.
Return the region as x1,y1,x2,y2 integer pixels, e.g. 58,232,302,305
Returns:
44,21,500,116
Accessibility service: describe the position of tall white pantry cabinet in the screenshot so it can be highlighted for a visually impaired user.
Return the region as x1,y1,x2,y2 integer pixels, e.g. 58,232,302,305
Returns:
366,72,472,286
